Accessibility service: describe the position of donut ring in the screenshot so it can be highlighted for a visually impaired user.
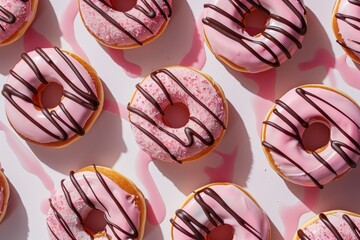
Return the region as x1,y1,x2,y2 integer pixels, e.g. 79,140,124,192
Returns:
202,0,307,73
294,210,360,239
170,183,271,240
0,169,10,223
127,66,228,163
0,0,38,46
1,47,104,147
332,0,360,63
47,165,146,239
78,0,172,49
261,84,360,189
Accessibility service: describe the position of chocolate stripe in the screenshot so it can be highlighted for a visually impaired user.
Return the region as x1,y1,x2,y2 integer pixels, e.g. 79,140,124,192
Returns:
171,187,263,240
49,166,139,239
1,47,100,142
263,87,360,189
203,0,307,67
128,68,226,163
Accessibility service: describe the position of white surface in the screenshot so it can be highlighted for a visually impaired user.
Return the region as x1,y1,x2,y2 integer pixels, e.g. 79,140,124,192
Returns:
0,0,359,239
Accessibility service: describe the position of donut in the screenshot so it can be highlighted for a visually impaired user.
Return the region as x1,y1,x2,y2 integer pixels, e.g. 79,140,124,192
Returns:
170,182,271,240
0,0,38,47
294,210,360,239
332,0,360,63
1,47,104,147
202,0,307,73
261,84,360,189
127,66,228,163
0,168,10,223
46,165,146,239
78,0,172,49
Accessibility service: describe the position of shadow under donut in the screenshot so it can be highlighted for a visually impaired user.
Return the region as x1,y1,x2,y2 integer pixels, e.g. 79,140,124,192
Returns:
118,0,197,76
28,80,125,174
0,181,29,240
153,101,253,195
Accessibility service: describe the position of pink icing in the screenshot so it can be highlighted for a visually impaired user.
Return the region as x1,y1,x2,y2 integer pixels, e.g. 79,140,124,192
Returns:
301,212,360,239
334,0,360,62
0,0,32,43
4,47,99,144
263,85,360,187
79,0,172,48
203,0,307,73
128,67,227,163
171,184,270,239
46,170,141,240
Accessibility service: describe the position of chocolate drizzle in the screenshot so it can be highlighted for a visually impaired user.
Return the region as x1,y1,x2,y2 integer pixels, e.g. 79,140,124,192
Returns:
335,0,360,53
48,165,139,239
170,187,263,240
262,87,360,189
0,0,29,31
128,68,226,163
82,0,171,46
1,47,100,142
297,213,360,240
203,0,307,67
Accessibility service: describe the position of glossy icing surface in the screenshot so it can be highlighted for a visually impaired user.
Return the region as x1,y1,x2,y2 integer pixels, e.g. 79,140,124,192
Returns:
0,0,31,43
262,85,360,188
170,183,270,240
2,47,100,144
297,211,360,240
128,66,227,163
334,0,360,62
203,0,307,73
47,166,141,239
79,0,172,48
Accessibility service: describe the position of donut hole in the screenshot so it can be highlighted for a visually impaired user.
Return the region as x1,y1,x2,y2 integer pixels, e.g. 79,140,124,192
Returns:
302,121,331,152
244,9,270,36
163,103,190,128
110,0,137,12
83,209,107,236
34,82,64,109
207,224,234,240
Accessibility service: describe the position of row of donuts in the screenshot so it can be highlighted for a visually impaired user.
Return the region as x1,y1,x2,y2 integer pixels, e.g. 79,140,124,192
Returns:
3,46,360,184
1,45,360,239
1,165,360,239
1,0,360,71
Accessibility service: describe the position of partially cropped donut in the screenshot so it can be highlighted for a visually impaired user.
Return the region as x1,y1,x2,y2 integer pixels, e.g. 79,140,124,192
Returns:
170,183,271,240
332,0,360,63
78,0,172,49
127,66,228,163
47,165,146,240
1,47,104,147
261,84,360,189
0,168,10,223
0,0,38,46
294,210,360,239
202,0,307,73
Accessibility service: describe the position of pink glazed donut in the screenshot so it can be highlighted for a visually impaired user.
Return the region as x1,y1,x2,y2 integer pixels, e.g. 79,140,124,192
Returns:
79,0,172,49
333,0,360,63
170,183,271,240
0,0,38,46
294,210,360,240
127,66,228,163
261,85,360,189
47,165,146,239
202,0,307,73
1,47,104,147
